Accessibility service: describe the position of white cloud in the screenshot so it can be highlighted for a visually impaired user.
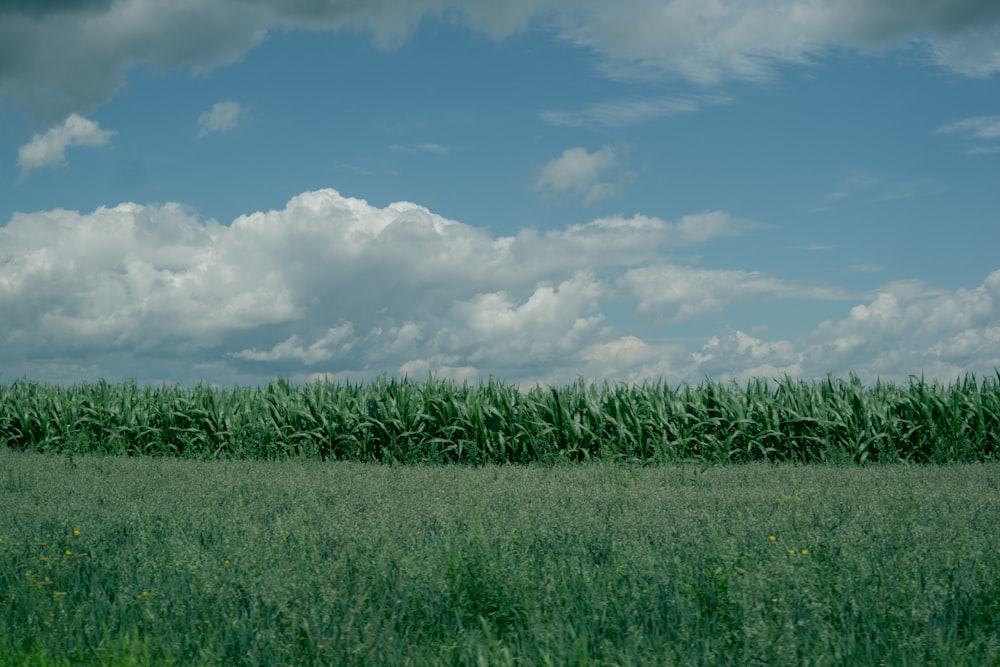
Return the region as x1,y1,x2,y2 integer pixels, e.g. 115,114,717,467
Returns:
234,324,355,364
551,0,1000,84
672,271,1000,386
534,145,632,204
3,1,1000,119
693,328,804,383
16,113,116,178
197,100,246,138
2,188,998,387
717,271,1000,384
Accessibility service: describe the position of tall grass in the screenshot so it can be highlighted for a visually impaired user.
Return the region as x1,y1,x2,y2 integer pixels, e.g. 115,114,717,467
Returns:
2,372,999,463
2,451,999,665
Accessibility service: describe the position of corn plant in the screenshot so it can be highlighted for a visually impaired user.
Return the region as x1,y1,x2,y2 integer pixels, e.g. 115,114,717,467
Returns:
2,372,999,463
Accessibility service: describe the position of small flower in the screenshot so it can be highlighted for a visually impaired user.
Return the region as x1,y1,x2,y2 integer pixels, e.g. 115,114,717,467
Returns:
769,535,777,542
224,559,230,566
73,529,80,538
800,549,808,555
142,591,149,597
64,550,72,556
41,556,48,563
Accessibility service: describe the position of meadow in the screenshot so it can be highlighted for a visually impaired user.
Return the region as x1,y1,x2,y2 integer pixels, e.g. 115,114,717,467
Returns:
2,451,999,665
2,374,999,665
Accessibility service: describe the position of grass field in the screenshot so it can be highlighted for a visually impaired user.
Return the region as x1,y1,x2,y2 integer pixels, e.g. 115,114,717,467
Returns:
2,448,999,665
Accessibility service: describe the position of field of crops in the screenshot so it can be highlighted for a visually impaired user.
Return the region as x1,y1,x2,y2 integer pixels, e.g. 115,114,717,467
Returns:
2,372,999,463
3,372,1000,664
2,450,999,665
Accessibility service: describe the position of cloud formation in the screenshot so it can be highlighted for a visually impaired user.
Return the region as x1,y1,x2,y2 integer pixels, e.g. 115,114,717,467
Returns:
197,100,246,138
534,145,632,204
16,114,116,178
2,188,998,387
2,1,1000,119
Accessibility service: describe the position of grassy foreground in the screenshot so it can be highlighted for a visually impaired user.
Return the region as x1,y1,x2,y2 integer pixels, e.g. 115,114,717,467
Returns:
2,449,999,665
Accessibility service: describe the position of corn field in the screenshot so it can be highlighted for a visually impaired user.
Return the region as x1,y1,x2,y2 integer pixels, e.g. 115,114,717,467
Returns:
2,373,999,463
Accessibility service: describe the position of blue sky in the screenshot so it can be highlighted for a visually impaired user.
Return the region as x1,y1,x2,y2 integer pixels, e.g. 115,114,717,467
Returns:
1,0,999,387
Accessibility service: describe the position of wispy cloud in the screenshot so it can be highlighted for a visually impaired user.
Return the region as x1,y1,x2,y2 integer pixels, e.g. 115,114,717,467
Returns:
197,100,246,138
826,173,880,202
937,114,1000,154
823,172,946,205
849,263,885,273
389,142,449,154
16,114,116,180
876,179,947,201
541,94,732,128
938,115,1000,139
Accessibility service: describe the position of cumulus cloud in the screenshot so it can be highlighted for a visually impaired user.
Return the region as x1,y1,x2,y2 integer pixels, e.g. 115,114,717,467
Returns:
197,100,246,138
690,272,1000,386
16,113,116,178
534,145,632,204
693,328,804,383
3,1,1000,119
0,187,834,385
2,188,999,386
